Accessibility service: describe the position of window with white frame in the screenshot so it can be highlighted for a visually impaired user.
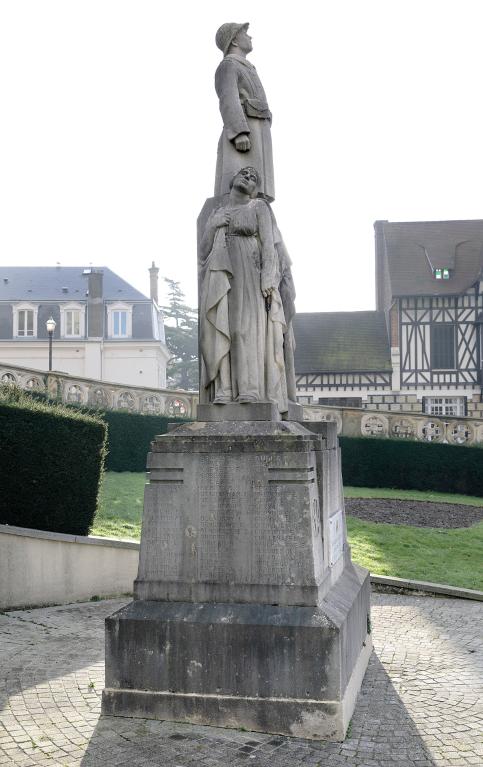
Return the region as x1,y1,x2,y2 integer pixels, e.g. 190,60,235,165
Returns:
424,396,466,417
66,310,80,336
60,304,85,338
18,309,34,336
107,303,132,338
113,310,127,337
14,304,38,338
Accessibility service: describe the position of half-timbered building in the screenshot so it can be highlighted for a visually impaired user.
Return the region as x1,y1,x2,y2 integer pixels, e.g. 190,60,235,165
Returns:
294,219,483,420
293,311,392,407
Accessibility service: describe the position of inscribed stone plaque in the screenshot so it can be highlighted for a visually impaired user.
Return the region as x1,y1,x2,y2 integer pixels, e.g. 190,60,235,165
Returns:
135,425,333,604
329,510,344,566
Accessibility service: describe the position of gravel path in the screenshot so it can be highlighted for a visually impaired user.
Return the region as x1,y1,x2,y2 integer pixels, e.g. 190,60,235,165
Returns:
345,497,483,528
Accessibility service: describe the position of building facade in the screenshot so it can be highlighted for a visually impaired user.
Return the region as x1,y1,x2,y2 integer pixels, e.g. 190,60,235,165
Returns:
293,310,393,407
294,219,483,420
0,265,170,389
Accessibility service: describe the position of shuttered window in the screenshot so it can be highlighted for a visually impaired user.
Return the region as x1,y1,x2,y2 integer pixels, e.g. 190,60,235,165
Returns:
431,324,456,369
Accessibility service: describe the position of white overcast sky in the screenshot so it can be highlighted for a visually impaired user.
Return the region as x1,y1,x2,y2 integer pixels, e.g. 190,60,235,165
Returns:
1,0,483,312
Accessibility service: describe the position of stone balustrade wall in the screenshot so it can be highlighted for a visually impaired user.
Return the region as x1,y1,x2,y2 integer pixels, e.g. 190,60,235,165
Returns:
2,361,482,445
0,363,198,419
303,404,483,445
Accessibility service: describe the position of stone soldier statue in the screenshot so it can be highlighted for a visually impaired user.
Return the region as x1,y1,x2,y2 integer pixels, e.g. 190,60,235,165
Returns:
214,22,275,202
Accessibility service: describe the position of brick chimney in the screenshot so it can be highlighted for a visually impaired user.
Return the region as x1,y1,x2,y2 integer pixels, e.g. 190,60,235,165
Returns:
86,269,104,338
149,261,159,304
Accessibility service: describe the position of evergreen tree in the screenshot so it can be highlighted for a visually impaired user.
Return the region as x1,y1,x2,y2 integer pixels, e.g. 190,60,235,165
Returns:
162,278,199,390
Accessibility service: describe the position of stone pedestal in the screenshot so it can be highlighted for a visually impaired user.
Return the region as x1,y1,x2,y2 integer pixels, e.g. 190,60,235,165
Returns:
102,421,371,740
197,401,304,422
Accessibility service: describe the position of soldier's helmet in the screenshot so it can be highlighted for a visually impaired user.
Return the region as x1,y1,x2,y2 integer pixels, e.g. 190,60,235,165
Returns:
215,22,249,56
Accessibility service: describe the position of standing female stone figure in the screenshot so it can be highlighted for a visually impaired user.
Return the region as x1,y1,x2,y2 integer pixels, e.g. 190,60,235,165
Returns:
214,22,274,202
199,167,288,412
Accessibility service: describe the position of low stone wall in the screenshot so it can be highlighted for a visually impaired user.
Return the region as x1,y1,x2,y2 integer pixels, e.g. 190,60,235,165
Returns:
3,360,481,445
0,525,140,610
0,362,198,418
303,404,483,445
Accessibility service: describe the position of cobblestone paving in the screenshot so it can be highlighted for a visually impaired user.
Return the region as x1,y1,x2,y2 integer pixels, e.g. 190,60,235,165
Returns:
0,593,481,766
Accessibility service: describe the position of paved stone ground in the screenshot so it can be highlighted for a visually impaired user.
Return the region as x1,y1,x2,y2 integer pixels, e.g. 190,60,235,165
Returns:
0,593,481,767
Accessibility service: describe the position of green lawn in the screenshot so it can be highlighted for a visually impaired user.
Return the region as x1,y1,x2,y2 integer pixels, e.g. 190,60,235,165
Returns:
347,517,483,591
94,472,146,540
93,473,483,590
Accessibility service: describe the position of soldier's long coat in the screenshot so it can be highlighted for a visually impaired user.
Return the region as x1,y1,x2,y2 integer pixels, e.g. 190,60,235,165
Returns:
214,54,275,202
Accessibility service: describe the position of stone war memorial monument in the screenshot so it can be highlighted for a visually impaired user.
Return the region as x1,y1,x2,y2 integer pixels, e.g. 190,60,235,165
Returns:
102,22,372,740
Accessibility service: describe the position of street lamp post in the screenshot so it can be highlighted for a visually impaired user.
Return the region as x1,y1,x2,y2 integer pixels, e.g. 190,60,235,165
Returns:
46,316,56,371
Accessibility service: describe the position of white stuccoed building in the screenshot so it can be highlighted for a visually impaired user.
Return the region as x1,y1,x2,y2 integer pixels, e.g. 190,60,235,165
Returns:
0,263,170,389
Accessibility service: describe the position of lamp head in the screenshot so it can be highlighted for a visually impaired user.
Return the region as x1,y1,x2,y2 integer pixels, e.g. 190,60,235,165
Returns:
46,316,56,334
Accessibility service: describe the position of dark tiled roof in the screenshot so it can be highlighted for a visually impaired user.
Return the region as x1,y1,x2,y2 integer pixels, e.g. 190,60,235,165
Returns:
0,267,148,301
293,311,391,373
378,219,483,297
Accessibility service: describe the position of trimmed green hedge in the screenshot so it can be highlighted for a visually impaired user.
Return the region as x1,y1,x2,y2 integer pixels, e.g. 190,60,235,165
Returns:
101,413,483,495
100,410,187,471
8,383,481,496
93,408,483,494
340,436,483,496
6,388,188,473
0,387,107,535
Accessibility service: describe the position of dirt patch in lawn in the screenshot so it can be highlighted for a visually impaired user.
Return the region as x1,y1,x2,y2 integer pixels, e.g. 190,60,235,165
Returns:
345,498,483,528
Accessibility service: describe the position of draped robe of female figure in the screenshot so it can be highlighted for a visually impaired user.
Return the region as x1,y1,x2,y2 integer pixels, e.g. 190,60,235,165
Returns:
199,198,288,412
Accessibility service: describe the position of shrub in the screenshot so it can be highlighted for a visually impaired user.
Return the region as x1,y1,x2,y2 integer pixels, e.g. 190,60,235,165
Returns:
6,387,188,473
100,410,187,471
340,436,483,496
0,386,107,535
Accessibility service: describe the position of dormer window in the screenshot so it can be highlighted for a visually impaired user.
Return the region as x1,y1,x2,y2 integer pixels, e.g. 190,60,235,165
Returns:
113,310,127,336
66,310,80,336
18,309,34,336
434,268,451,280
14,303,38,338
60,303,85,338
107,303,132,339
